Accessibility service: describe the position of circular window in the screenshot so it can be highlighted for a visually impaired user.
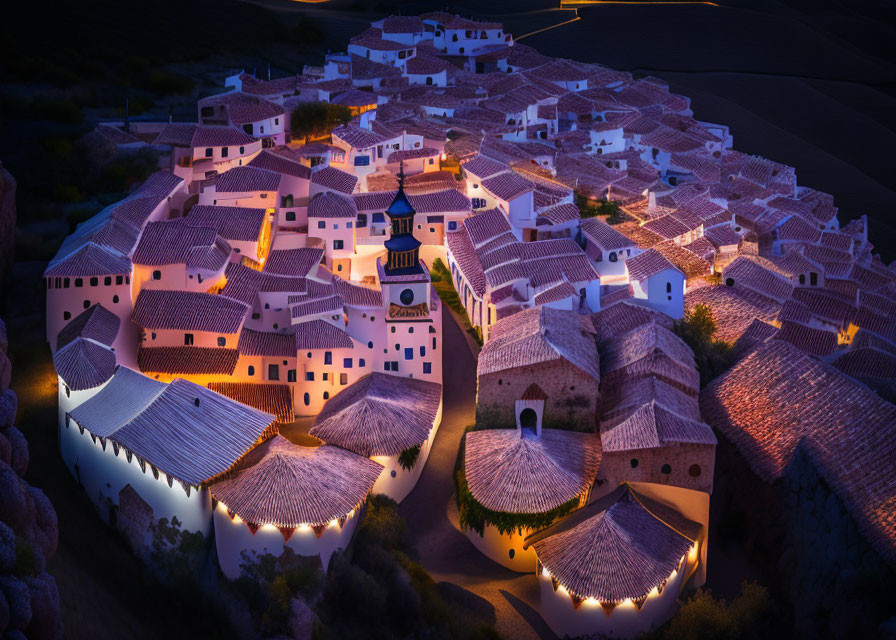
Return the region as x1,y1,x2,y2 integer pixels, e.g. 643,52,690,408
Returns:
569,386,575,391
509,549,515,559
689,464,702,478
630,458,639,469
661,464,672,475
400,288,415,305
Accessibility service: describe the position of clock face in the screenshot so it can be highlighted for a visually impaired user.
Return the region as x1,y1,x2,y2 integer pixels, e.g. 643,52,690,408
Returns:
400,288,415,306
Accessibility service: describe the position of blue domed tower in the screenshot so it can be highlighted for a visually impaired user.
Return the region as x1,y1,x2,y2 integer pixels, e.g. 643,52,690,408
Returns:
383,165,424,276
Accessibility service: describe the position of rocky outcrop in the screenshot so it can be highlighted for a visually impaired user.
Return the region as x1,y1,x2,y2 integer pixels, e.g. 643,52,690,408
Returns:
0,166,15,307
0,318,63,639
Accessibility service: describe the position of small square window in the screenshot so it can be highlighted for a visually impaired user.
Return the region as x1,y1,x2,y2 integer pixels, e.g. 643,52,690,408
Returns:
184,333,194,346
217,336,226,347
344,358,353,368
306,372,315,381
423,362,431,374
318,221,326,229
286,211,296,222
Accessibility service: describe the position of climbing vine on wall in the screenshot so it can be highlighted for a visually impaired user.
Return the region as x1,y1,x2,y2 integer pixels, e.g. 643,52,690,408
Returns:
455,469,580,536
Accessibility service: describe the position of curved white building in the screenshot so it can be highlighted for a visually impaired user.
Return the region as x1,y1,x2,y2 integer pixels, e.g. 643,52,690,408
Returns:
211,435,382,579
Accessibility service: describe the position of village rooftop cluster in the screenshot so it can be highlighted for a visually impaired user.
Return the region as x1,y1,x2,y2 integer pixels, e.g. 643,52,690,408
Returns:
44,11,896,639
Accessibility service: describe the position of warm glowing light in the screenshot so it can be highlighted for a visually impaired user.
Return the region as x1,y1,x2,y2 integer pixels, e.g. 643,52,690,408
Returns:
542,567,550,578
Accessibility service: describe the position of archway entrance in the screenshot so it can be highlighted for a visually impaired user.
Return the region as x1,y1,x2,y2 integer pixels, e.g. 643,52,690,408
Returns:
519,408,537,431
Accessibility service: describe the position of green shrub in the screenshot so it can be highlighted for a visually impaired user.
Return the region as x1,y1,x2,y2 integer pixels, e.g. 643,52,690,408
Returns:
674,303,735,387
651,581,773,640
290,102,351,141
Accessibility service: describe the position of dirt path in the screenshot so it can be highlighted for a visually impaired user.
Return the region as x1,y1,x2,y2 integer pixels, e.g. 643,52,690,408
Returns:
398,306,557,640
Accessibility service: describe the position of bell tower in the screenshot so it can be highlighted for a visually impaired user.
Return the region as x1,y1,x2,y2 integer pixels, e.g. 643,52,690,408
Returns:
383,164,424,276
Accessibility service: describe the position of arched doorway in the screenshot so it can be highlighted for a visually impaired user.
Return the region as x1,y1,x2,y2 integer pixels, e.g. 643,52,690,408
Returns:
519,408,537,431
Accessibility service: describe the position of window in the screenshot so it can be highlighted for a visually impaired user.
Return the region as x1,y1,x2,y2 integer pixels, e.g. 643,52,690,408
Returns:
390,326,396,333
630,458,639,468
357,214,367,228
666,282,672,293
184,334,194,346
323,391,329,400
268,364,280,381
383,362,391,371
799,274,806,285
340,373,348,385
423,362,431,374
288,369,296,382
303,392,310,406
367,341,373,348
344,358,353,368
688,464,702,478
217,336,226,347
239,146,245,154
661,463,672,475
286,211,296,222
347,222,352,228
448,221,457,231
305,372,314,381
333,240,344,250
353,155,370,166
432,337,437,350
152,270,162,281
322,372,328,381
725,278,734,287
281,194,294,207
471,198,487,209
810,272,818,286
400,289,414,305
324,351,332,365
63,311,71,321
151,332,156,340
359,358,365,367
113,295,119,304
275,117,279,126
391,361,398,371
419,346,426,356
64,278,70,288
221,147,229,158
205,148,213,158
104,277,112,286
248,365,255,376
318,221,326,229
404,347,413,360
83,300,90,309
608,252,617,263
252,312,261,320
75,278,83,287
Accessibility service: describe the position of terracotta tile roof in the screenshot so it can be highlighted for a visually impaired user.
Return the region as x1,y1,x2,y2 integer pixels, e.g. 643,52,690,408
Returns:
207,384,293,424
199,92,285,126
534,281,578,305
722,256,794,302
155,124,258,148
702,226,741,250
247,149,312,180
57,304,120,350
53,338,117,391
684,236,716,261
700,340,896,566
291,295,344,319
132,289,249,332
211,435,380,528
590,301,674,349
481,171,535,201
311,166,358,194
833,347,896,382
685,286,779,343
185,205,267,242
404,55,449,76
776,215,821,243
447,230,486,297
792,287,856,326
68,367,165,437
643,215,691,240
601,376,701,427
730,319,779,361
237,328,296,357
465,429,601,513
310,373,442,456
775,321,838,356
137,346,240,376
308,190,357,219
600,401,716,452
214,166,281,193
526,485,700,602
263,248,324,277
464,208,513,247
294,319,353,350
408,189,471,214
221,263,319,305
581,218,635,251
536,202,579,226
601,322,699,394
331,124,389,149
479,306,600,381
330,276,383,308
463,155,510,180
625,248,679,282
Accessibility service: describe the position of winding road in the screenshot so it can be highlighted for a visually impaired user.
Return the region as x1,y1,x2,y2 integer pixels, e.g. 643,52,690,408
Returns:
398,306,557,640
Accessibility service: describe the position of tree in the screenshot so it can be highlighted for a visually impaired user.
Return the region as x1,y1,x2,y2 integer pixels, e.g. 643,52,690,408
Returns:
651,581,774,640
674,303,735,387
574,189,623,223
289,102,351,141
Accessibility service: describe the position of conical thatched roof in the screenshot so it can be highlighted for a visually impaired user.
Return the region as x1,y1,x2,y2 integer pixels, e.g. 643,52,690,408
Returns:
525,485,700,602
211,435,382,528
310,373,442,457
465,429,601,514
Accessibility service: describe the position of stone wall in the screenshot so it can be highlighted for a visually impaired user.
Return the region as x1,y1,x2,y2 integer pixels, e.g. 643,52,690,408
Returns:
476,360,599,432
713,435,896,638
600,443,715,494
0,318,64,639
